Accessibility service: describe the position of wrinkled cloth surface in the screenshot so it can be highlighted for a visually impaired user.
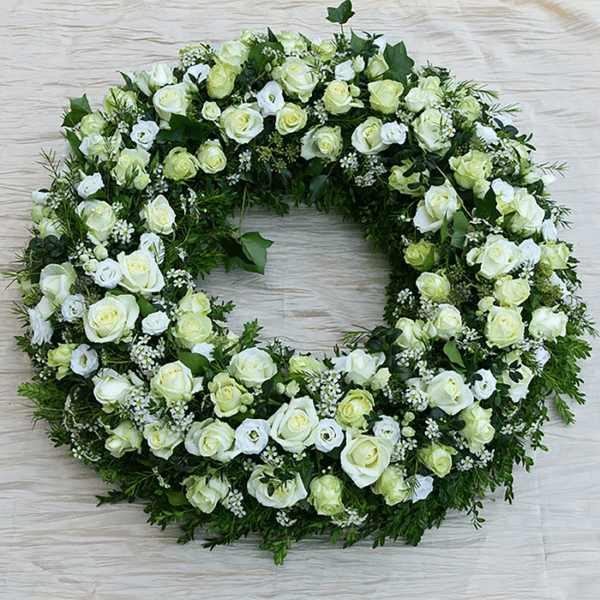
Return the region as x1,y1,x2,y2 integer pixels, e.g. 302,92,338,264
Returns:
1,1,599,598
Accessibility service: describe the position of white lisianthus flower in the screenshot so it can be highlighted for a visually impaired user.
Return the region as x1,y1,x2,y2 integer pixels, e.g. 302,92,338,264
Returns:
93,368,134,412
300,125,343,161
475,122,499,145
61,294,86,322
228,347,277,388
143,421,183,460
432,304,462,340
268,396,319,453
314,418,344,452
407,474,434,503
92,258,122,289
117,250,165,295
130,119,160,151
529,307,568,341
183,474,230,513
272,57,318,102
256,80,285,116
340,432,393,488
533,346,551,369
142,195,176,235
427,371,474,415
332,349,385,386
467,234,522,279
141,311,170,336
39,262,77,307
153,82,194,124
235,419,270,454
105,421,143,458
185,419,240,463
471,369,497,400
518,239,541,266
459,402,495,453
541,219,558,242
413,182,459,233
150,360,203,405
373,465,411,506
309,475,345,516
247,465,308,508
183,63,211,84
191,342,215,361
335,59,356,81
77,173,104,199
139,232,165,265
28,307,53,345
69,343,99,377
380,121,407,146
84,294,139,344
351,116,389,155
373,415,401,445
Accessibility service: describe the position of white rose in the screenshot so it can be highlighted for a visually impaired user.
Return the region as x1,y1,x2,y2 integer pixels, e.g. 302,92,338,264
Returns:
370,367,391,391
541,219,558,242
77,173,104,199
185,419,239,463
141,311,170,336
135,63,176,95
206,63,236,99
92,258,122,289
467,234,522,279
216,39,249,74
485,306,525,348
275,102,308,135
413,182,459,233
380,121,408,146
506,188,544,234
432,304,462,340
28,307,53,345
493,276,530,307
309,474,345,516
200,101,221,121
80,131,122,161
197,140,227,174
412,107,452,153
314,418,344,452
367,79,404,114
272,57,318,102
105,421,143,458
332,349,384,386
323,80,362,115
173,311,213,349
111,148,151,190
340,432,393,488
40,262,77,307
372,465,411,506
540,241,570,270
419,443,457,478
416,271,451,302
84,294,139,344
373,415,401,445
77,199,117,243
351,116,389,155
228,347,277,388
300,125,343,161
247,465,308,508
529,307,568,341
256,81,285,116
93,368,134,412
288,353,326,375
143,421,183,459
335,389,375,431
459,402,495,453
139,232,165,265
404,76,442,112
150,360,203,405
335,59,356,81
61,294,86,322
183,474,230,513
69,343,99,377
142,195,176,235
153,82,194,123
220,104,264,144
268,396,319,453
183,63,211,84
130,119,160,150
394,317,426,351
426,370,474,415
234,419,270,454
179,289,211,315
449,150,492,192
208,372,253,417
37,215,65,239
117,250,165,295
519,239,541,266
471,369,497,400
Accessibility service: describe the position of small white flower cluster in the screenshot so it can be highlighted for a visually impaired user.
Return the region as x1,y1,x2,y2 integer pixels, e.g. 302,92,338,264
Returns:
225,488,247,518
331,508,368,528
129,335,166,376
152,466,171,489
424,418,441,439
306,370,344,418
165,268,194,289
260,444,283,467
339,152,359,172
111,219,135,245
276,509,294,527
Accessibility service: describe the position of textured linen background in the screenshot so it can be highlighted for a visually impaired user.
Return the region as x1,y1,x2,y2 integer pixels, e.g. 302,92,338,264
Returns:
1,1,599,598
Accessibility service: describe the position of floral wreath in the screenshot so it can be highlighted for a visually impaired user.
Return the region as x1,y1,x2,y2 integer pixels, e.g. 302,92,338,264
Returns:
12,1,594,564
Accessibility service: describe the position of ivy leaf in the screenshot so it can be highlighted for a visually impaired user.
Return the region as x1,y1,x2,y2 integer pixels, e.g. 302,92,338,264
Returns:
62,94,92,128
177,350,210,376
248,41,284,71
326,0,355,25
450,210,469,249
382,41,414,85
350,30,368,54
443,340,466,369
156,114,209,144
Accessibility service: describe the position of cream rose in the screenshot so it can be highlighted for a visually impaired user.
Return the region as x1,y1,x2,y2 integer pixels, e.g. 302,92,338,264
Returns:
228,347,277,388
179,289,211,315
501,352,534,402
208,372,253,418
276,30,307,54
389,160,427,196
143,421,183,459
449,150,492,191
163,147,200,181
351,116,389,155
432,304,462,340
493,276,530,307
153,82,194,123
185,418,239,462
459,402,495,453
300,125,343,161
93,368,134,412
206,63,236,99
112,148,150,190
416,271,451,302
372,465,411,506
368,79,404,114
365,52,389,80
102,88,137,114
150,360,203,405
220,104,264,144
77,199,117,243
272,57,318,102
84,294,139,344
247,465,308,508
135,63,176,96
39,262,77,307
216,39,249,74
394,317,426,351
80,111,106,136
404,240,438,271
426,370,474,415
173,311,213,349
47,343,76,380
467,234,522,279
183,474,230,513
540,241,570,270
105,421,143,458
275,102,308,135
529,307,568,341
340,432,393,488
335,389,375,431
323,80,362,115
332,349,385,386
485,306,525,348
309,475,344,516
418,443,457,478
413,182,459,233
116,250,164,295
404,76,442,112
197,140,227,174
142,195,176,234
412,107,452,153
268,396,319,453
288,353,326,375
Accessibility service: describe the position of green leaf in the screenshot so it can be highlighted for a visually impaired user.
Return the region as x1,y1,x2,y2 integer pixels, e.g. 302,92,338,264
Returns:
443,340,466,369
240,231,274,274
350,30,368,54
65,129,83,159
137,297,156,317
421,246,437,271
166,489,188,507
248,41,284,72
177,351,210,376
155,114,209,144
307,174,329,205
326,0,355,25
475,187,501,222
450,210,469,249
382,41,414,84
62,94,92,128
440,216,450,243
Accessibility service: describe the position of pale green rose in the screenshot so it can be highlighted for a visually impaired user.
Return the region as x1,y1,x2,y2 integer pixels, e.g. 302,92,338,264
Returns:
185,418,239,462
173,311,213,349
370,367,391,391
449,150,492,191
201,101,221,121
404,240,439,270
150,360,203,405
39,262,77,307
102,88,137,114
117,249,164,294
289,353,326,374
426,370,474,415
143,421,183,459
216,39,249,74
529,307,568,341
485,306,525,348
105,421,143,458
412,107,452,153
135,63,176,95
323,80,362,115
47,343,76,379
92,368,134,412
197,139,227,174
84,294,139,344
389,160,428,196
335,389,375,431
228,347,277,388
504,188,544,234
275,102,308,135
540,241,570,270
238,29,255,47
179,289,211,315
142,195,176,235
285,380,300,398
413,182,459,233
111,148,151,190
373,465,411,506
163,146,200,181
309,474,344,516
416,271,451,302
459,402,495,453
31,204,51,224
311,38,336,60
183,474,230,513
493,276,530,307
153,82,194,123
77,199,117,243
501,351,534,402
277,30,308,54
220,104,264,144
368,79,404,114
80,111,106,136
206,63,236,99
300,125,343,161
351,116,388,155
419,443,457,478
272,57,318,102
457,95,481,125
365,52,389,80
432,304,462,340
467,234,522,279
268,395,319,453
404,76,443,112
79,131,122,161
208,372,253,418
340,432,393,488
247,465,308,508
394,317,426,351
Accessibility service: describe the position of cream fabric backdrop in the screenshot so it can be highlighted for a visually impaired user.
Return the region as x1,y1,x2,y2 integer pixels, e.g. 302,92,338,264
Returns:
2,1,600,598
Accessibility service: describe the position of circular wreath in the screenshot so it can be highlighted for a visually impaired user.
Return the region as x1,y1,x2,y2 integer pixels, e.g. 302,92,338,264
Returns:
12,2,594,564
